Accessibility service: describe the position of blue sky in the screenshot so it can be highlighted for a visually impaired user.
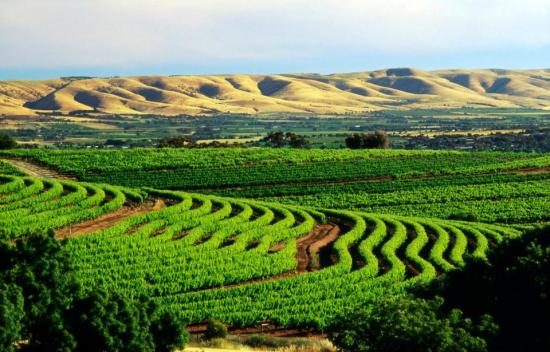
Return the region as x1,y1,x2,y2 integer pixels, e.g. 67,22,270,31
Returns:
1,0,549,80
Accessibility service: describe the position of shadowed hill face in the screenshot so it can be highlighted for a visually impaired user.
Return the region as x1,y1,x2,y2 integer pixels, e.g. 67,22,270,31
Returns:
1,68,549,116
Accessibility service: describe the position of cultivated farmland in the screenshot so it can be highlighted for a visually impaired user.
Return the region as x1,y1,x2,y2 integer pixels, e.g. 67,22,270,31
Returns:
0,172,520,328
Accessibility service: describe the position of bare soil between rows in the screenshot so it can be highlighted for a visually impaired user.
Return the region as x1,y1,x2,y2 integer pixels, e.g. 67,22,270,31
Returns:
56,199,165,238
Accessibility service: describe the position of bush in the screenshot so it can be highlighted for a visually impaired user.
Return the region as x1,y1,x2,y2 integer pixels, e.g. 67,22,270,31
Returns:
204,318,228,340
328,294,496,352
151,310,189,352
0,284,24,352
432,225,550,351
65,289,156,352
0,134,16,149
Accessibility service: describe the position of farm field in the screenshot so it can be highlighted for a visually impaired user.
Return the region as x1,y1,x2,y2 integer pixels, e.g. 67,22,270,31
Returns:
3,0,549,349
1,145,549,352
2,108,549,149
3,148,550,224
0,170,520,328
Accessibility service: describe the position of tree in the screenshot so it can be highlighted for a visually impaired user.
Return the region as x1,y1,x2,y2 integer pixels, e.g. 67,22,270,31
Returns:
344,134,362,149
263,132,309,148
431,225,550,352
363,130,389,149
263,132,286,147
150,311,189,352
0,229,79,351
65,289,156,352
0,134,17,149
158,136,195,148
286,132,310,148
0,284,24,352
0,231,188,352
345,130,389,149
328,294,496,352
65,289,188,352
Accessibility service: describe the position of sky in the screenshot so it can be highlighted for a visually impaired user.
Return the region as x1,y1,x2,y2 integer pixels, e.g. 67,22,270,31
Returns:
0,0,549,80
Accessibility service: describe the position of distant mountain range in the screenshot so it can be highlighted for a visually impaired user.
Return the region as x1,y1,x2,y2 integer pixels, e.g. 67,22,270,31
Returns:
1,68,549,116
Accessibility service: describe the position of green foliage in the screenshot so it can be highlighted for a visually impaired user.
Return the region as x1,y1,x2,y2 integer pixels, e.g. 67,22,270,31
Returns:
158,136,195,148
448,211,478,222
4,148,550,223
0,134,17,150
65,289,153,352
0,230,188,352
8,148,546,190
204,318,228,340
0,229,79,351
345,131,389,149
150,310,189,352
262,132,310,148
265,177,550,223
0,174,519,328
328,294,496,352
0,161,24,175
0,178,127,240
434,225,550,351
0,284,24,352
65,289,188,352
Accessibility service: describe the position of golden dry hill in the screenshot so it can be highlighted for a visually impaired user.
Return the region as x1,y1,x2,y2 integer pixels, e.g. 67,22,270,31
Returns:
1,68,549,116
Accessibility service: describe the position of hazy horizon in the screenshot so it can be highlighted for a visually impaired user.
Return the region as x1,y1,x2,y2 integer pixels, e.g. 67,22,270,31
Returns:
1,0,549,80
2,65,550,82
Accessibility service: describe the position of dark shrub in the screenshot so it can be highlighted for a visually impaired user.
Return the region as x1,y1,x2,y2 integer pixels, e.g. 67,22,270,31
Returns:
328,294,496,352
204,318,228,340
433,225,550,352
0,134,16,149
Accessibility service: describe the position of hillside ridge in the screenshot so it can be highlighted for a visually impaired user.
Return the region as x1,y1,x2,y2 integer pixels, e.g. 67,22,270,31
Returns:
1,68,549,116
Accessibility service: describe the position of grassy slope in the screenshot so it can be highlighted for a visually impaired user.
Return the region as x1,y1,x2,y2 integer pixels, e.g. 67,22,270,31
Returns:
1,68,549,116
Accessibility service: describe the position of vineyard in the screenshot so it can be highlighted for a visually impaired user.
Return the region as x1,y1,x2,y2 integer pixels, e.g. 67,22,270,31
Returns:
3,148,550,224
0,171,523,328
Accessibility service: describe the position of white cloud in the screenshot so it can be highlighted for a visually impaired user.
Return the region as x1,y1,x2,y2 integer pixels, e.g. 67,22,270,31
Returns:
0,0,548,69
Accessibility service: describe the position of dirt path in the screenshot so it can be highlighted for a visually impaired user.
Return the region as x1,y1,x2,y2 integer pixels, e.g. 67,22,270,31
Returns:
296,223,340,271
1,158,75,180
56,199,166,238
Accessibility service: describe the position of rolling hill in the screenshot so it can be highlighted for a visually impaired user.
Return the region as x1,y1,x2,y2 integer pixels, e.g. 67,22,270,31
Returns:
1,68,549,116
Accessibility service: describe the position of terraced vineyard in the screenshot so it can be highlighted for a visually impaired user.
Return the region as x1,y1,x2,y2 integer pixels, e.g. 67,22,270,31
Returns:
0,172,521,328
3,148,550,224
